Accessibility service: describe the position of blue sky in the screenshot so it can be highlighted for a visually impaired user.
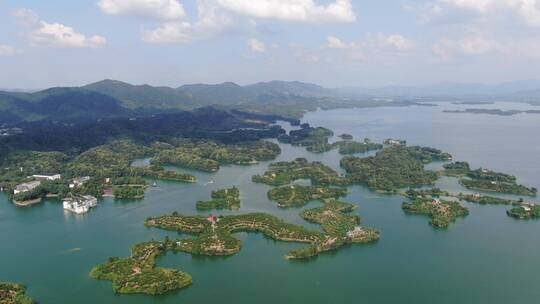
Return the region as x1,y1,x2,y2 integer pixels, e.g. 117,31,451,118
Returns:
1,0,540,89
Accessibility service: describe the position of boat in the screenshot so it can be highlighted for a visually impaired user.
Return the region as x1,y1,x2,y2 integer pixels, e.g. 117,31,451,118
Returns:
152,182,157,187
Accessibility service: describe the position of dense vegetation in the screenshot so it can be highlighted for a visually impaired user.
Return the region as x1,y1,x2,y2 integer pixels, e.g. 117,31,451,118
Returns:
298,199,380,253
506,205,540,219
341,146,450,192
278,125,334,153
267,185,348,208
443,161,537,196
196,187,241,210
152,140,280,172
0,282,35,304
1,138,277,202
145,210,378,260
402,197,469,228
335,139,382,155
0,107,286,160
252,158,347,186
90,241,192,295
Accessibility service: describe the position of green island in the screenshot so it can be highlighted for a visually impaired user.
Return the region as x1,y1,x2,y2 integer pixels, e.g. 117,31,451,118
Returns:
506,204,540,219
338,133,353,140
402,197,469,228
252,158,347,186
152,140,280,172
334,138,382,155
341,146,451,193
278,126,381,155
300,200,378,242
90,241,193,295
457,193,519,205
0,282,35,304
443,162,537,196
92,206,379,295
267,185,348,208
196,186,241,210
145,210,378,259
278,125,335,153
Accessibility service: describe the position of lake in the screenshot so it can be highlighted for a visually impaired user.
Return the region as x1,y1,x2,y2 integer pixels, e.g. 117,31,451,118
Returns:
1,101,539,304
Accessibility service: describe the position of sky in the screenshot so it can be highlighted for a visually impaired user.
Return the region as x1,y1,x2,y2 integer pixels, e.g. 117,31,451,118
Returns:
1,0,540,89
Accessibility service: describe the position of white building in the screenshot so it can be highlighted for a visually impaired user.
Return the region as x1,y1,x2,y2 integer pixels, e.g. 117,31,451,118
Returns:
69,176,90,188
14,181,42,195
63,195,98,214
32,174,61,181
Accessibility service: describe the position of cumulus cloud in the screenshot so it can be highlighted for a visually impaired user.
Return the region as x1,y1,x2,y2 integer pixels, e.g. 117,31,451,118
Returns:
0,44,16,56
143,1,232,43
98,0,186,20
14,9,107,48
248,39,266,52
29,22,107,48
216,0,356,23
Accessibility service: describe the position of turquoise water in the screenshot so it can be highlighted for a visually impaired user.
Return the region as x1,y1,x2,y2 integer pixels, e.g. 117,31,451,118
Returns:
1,102,539,303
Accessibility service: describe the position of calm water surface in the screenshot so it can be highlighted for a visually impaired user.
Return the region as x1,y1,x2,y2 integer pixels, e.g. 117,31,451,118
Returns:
1,102,539,304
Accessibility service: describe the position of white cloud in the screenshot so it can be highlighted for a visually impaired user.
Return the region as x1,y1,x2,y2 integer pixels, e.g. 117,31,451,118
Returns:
14,9,107,48
143,1,232,43
98,0,186,20
29,21,106,48
324,36,349,49
420,0,540,27
216,0,356,23
0,44,16,56
248,39,266,52
379,34,415,51
13,8,40,26
432,34,498,60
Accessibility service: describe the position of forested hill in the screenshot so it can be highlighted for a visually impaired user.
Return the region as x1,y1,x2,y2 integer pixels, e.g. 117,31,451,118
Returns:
0,107,288,160
0,79,352,124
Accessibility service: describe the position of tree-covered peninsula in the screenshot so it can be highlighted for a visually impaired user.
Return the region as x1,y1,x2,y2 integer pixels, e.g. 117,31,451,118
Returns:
1,138,280,202
0,282,35,304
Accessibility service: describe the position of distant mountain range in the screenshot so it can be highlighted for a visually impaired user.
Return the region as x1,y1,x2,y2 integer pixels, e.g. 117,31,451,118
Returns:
1,79,539,124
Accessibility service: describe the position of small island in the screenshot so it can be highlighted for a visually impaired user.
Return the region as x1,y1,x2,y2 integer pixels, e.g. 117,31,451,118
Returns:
90,241,193,295
196,186,240,210
0,282,35,304
443,162,537,196
341,146,451,193
507,204,540,220
252,158,347,186
267,185,348,208
402,197,469,228
278,125,335,153
444,108,540,116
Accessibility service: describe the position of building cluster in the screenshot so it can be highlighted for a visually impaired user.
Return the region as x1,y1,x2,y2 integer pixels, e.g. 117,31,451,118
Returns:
384,138,407,146
63,195,98,214
13,181,41,195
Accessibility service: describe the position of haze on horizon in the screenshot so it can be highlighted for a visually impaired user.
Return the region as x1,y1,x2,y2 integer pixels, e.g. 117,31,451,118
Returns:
1,0,540,89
